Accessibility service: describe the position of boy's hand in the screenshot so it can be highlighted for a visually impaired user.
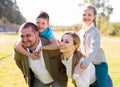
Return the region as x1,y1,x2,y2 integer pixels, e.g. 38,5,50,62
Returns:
29,53,40,60
33,50,41,56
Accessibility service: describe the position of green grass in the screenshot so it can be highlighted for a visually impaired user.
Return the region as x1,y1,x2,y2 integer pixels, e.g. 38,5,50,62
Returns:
0,56,28,87
101,37,120,87
0,34,19,60
0,32,120,87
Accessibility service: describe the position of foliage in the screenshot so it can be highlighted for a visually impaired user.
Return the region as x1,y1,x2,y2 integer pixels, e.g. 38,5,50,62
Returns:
0,0,26,25
71,24,82,32
99,21,120,36
79,0,113,20
110,22,120,36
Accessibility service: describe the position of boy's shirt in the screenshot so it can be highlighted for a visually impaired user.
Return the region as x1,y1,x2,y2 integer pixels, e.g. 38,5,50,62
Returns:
39,27,54,39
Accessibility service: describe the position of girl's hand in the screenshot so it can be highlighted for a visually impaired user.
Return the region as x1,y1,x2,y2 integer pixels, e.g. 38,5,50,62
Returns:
74,62,85,74
80,62,87,69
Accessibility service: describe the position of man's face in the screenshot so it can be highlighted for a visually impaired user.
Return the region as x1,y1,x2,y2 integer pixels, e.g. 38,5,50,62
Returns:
20,27,38,50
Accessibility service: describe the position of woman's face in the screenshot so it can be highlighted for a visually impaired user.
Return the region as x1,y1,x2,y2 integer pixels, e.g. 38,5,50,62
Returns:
59,34,76,55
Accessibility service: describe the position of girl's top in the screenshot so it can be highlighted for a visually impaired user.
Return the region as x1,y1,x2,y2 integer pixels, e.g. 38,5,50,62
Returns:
62,54,96,87
39,27,54,39
77,24,106,66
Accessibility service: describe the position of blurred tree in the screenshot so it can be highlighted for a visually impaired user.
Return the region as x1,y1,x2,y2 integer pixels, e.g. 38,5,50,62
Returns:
0,0,26,25
79,0,113,29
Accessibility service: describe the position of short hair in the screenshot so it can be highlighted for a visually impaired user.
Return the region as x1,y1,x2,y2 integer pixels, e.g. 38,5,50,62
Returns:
36,11,49,22
19,22,38,32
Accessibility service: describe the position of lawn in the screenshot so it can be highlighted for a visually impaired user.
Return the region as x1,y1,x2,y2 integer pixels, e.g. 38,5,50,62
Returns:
0,31,120,87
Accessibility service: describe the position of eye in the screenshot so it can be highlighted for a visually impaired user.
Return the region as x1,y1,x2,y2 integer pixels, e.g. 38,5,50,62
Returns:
42,22,45,25
83,13,86,16
65,41,69,43
26,34,31,38
61,39,63,42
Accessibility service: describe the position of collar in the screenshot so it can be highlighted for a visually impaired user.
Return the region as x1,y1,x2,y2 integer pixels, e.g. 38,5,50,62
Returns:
27,40,42,52
64,54,73,61
82,23,95,32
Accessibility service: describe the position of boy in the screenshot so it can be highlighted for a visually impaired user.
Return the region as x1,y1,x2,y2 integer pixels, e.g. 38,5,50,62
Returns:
15,11,59,60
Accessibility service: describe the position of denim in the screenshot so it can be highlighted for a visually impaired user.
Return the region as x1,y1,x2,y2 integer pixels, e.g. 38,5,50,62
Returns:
33,78,62,87
95,62,108,87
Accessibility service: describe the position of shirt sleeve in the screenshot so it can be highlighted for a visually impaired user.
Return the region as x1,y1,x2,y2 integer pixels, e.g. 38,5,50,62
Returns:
73,65,91,87
82,30,100,67
40,27,54,39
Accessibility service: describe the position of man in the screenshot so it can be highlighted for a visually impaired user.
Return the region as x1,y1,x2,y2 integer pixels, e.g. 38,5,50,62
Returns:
14,22,68,87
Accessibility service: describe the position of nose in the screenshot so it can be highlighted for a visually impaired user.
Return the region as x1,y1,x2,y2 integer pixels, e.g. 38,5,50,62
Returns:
84,15,88,19
22,37,28,42
59,41,64,47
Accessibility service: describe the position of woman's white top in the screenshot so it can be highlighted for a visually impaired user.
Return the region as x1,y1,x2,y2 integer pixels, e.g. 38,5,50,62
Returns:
62,54,96,87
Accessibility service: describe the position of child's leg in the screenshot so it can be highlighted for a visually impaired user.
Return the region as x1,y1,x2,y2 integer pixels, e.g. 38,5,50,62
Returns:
95,62,108,87
108,74,113,87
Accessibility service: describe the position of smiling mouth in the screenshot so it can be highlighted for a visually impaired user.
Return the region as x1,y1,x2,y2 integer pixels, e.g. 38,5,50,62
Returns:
60,47,66,50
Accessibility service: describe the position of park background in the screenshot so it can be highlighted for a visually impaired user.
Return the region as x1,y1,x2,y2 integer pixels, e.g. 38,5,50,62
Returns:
0,0,120,87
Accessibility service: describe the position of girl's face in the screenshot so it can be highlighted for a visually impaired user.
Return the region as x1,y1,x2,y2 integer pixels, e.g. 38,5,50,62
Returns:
81,8,95,27
60,34,77,55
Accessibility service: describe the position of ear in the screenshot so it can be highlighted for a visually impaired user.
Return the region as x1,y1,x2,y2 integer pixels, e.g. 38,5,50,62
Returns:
94,16,96,20
73,45,78,51
75,45,79,49
48,23,50,26
35,31,39,36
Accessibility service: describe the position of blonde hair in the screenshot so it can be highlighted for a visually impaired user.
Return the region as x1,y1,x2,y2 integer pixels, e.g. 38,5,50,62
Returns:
61,32,86,75
82,4,97,27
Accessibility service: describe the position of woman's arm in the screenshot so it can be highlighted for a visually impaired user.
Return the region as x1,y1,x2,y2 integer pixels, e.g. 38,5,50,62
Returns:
73,61,91,87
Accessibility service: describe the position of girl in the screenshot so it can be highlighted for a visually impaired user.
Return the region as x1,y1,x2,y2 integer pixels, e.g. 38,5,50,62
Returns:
77,4,108,87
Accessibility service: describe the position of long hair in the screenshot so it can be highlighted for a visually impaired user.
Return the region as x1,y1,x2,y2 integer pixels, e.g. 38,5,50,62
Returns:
82,4,97,27
60,32,86,74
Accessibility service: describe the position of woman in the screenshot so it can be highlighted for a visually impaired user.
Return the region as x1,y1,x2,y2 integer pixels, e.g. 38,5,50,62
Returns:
59,32,98,87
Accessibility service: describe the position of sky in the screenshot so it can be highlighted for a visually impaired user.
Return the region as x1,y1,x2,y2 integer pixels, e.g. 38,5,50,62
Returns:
16,0,120,26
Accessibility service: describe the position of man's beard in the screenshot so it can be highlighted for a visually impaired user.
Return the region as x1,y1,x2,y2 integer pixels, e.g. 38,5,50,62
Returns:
22,41,36,49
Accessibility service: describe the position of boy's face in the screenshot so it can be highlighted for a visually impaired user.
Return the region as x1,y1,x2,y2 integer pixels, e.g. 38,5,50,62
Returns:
36,18,50,33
